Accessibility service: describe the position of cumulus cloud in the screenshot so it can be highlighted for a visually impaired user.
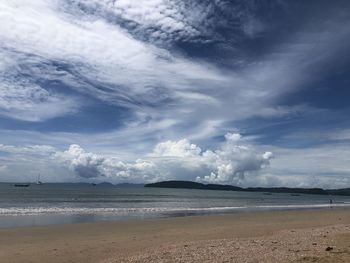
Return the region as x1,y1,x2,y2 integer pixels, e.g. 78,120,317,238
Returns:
52,133,273,185
53,144,158,181
1,133,350,188
1,1,350,188
56,144,106,178
0,133,273,185
195,133,274,184
7,132,347,188
151,139,202,158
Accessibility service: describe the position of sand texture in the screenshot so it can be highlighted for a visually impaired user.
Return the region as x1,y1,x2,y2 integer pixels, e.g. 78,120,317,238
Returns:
120,224,350,263
0,209,349,263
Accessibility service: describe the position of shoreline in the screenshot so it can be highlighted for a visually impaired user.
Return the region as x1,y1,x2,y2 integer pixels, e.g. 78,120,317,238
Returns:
1,203,349,229
0,208,349,262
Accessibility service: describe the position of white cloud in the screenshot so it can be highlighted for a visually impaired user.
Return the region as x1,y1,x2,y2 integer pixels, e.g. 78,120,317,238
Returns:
63,0,206,44
151,139,201,158
0,144,56,155
0,0,228,122
258,143,350,189
1,132,350,188
51,144,158,181
197,134,273,185
0,133,272,185
224,132,242,142
1,1,350,188
0,78,80,121
0,0,348,135
55,144,105,178
53,132,273,185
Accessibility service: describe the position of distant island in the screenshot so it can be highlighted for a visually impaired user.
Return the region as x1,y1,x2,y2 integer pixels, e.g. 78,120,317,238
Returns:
145,180,350,196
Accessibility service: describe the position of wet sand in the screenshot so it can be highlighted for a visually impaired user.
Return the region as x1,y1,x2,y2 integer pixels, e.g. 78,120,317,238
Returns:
0,209,349,263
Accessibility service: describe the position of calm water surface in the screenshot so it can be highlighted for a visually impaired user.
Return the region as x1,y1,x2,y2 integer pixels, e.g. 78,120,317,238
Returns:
0,183,349,228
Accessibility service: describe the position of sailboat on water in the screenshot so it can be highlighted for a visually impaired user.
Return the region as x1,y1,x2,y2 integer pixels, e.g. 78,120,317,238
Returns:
36,174,43,185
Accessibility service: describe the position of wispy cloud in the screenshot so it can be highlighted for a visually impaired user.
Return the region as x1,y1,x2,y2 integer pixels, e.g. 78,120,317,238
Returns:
1,1,350,186
62,0,210,45
0,73,80,121
0,0,229,122
1,0,348,127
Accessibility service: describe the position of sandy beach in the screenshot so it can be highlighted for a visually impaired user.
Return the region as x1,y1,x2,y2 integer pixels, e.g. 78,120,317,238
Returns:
0,209,349,263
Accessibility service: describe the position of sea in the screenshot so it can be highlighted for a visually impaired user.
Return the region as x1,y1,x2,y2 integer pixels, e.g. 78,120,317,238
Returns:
1,183,350,228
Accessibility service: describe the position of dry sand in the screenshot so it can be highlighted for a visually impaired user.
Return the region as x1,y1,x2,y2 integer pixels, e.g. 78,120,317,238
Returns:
0,209,349,263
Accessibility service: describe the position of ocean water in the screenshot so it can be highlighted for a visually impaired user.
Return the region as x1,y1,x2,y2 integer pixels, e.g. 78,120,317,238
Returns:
0,183,349,228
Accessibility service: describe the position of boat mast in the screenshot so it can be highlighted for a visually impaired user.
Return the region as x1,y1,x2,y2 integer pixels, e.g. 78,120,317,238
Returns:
37,173,42,185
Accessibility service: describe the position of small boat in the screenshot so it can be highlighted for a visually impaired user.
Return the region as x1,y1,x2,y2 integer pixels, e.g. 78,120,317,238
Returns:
263,192,272,195
291,193,300,196
14,183,30,187
36,174,43,185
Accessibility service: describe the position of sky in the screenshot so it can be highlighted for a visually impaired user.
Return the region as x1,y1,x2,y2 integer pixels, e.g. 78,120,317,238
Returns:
0,0,350,188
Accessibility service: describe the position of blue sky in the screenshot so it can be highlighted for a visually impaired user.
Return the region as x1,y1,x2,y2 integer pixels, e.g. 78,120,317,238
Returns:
0,0,350,187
